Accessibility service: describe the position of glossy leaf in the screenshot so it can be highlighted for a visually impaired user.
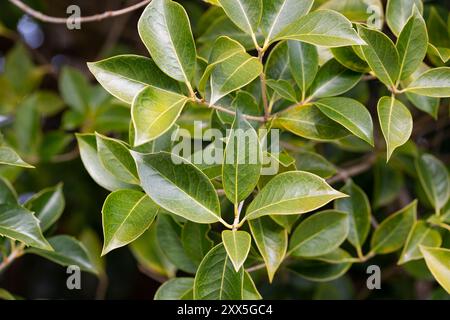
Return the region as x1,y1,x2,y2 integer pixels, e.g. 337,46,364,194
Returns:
275,10,365,47
288,40,318,99
386,0,423,36
371,200,417,254
245,171,347,220
101,189,160,255
223,111,261,204
0,204,52,250
335,181,371,255
154,278,194,300
294,151,337,179
0,146,34,168
289,259,352,282
194,244,244,300
314,97,373,145
138,0,196,84
222,230,252,271
218,0,262,40
404,68,450,97
248,216,287,282
0,177,17,205
420,246,450,294
132,152,221,224
289,210,349,257
377,96,413,161
181,222,214,265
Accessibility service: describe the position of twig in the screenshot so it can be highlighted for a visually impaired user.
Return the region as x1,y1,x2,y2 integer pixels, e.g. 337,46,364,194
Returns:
258,50,270,121
327,153,377,184
0,243,25,273
194,98,266,123
246,263,266,273
8,0,151,24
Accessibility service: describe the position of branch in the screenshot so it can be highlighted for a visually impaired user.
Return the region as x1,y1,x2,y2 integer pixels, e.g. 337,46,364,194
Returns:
0,243,25,273
327,153,377,184
8,0,151,24
194,98,266,123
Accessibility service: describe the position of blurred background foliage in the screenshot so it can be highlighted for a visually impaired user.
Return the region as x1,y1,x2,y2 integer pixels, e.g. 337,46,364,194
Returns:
0,0,449,299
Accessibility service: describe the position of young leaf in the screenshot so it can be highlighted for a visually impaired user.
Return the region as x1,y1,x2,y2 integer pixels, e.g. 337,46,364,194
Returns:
0,146,34,168
87,55,180,104
386,0,423,36
398,221,442,265
249,216,287,282
288,40,318,99
334,181,371,256
25,183,65,232
0,177,17,205
96,133,139,185
314,97,374,145
309,59,362,99
222,230,252,271
76,134,135,192
26,235,97,274
276,104,349,141
154,278,194,300
157,214,197,274
377,96,413,161
223,111,261,204
415,154,450,213
132,152,222,224
194,244,244,300
396,6,428,80
138,0,196,84
132,86,188,146
261,0,313,44
0,204,52,250
275,10,365,47
59,66,90,114
288,210,349,257
404,68,450,97
358,26,400,88
370,200,417,254
101,189,160,255
245,171,347,220
181,221,213,265
419,246,450,294
218,0,262,41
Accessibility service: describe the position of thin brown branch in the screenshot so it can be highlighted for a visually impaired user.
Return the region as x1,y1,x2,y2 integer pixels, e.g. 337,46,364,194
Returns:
0,243,25,273
8,0,151,24
327,153,377,184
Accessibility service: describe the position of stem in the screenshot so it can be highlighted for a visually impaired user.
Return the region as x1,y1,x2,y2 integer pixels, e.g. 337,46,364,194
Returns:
246,263,266,273
0,243,25,273
327,153,377,184
232,201,244,230
258,49,270,121
8,0,152,24
194,97,266,122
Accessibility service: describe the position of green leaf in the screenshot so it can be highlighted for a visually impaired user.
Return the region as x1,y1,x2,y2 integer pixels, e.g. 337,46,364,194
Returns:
101,189,160,255
265,41,292,82
194,243,244,300
218,0,262,40
243,271,262,300
261,0,314,44
289,210,349,257
334,180,371,255
396,6,428,80
415,154,450,213
0,288,17,300
420,246,450,294
87,55,180,104
204,37,263,104
27,235,97,274
25,183,65,232
404,68,450,97
288,40,318,99
248,216,287,282
132,86,188,146
138,0,196,84
398,221,442,264
276,104,349,141
76,134,135,192
96,133,139,184
181,221,213,265
0,146,34,168
386,0,423,36
59,66,90,114
331,46,370,73
319,0,384,28
289,258,352,282
313,248,357,264
309,59,362,99
370,200,416,254
223,111,261,204
0,204,52,250
377,96,413,161
245,171,347,220
154,278,194,300
294,151,337,179
358,26,400,88
222,230,252,271
266,79,297,102
157,214,197,273
132,152,222,224
0,177,17,205
275,10,365,47
373,159,404,209
314,97,373,145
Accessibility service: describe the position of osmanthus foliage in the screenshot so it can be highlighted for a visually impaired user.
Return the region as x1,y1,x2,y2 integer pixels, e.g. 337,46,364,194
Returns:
78,0,450,299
